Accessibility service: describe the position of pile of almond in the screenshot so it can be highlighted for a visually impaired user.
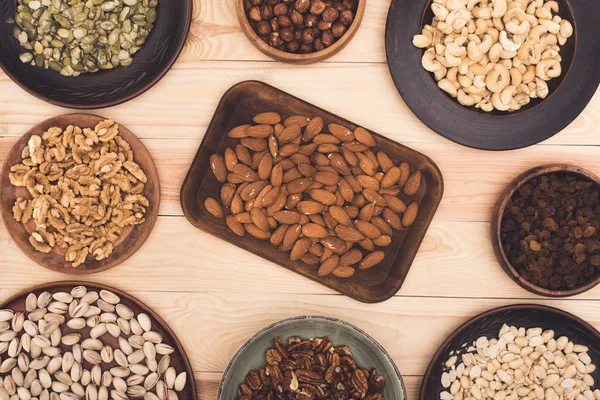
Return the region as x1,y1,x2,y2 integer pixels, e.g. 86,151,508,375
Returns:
204,112,424,278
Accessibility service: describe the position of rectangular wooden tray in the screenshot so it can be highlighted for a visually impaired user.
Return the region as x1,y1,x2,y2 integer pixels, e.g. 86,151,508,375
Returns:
180,81,444,303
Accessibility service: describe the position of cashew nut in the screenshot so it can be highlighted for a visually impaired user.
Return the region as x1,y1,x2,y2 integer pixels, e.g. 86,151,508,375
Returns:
422,48,443,72
535,77,549,98
522,65,536,83
506,20,530,35
489,42,503,62
467,0,482,11
514,93,531,106
538,33,557,51
473,6,493,19
536,58,561,80
476,96,495,112
434,66,448,81
510,68,523,86
500,85,517,105
491,93,511,111
560,20,573,38
432,3,450,20
491,0,507,18
517,40,541,65
457,89,477,106
539,19,560,34
485,63,510,93
529,25,548,40
413,35,432,48
438,79,459,97
499,30,522,51
458,75,472,87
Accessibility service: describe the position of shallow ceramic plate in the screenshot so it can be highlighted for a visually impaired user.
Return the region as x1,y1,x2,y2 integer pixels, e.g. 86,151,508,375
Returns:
420,304,600,399
218,315,406,399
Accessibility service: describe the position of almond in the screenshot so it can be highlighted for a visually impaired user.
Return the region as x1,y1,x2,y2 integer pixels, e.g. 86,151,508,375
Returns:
268,135,278,157
344,205,359,219
359,251,385,270
328,123,355,143
284,115,310,127
266,192,286,215
332,266,355,278
371,216,393,236
359,238,375,251
253,112,281,125
320,236,347,254
398,162,410,186
261,186,280,208
240,181,267,201
274,123,284,136
225,215,245,236
356,152,376,176
245,223,271,240
230,194,244,214
257,154,273,180
341,148,359,167
287,177,313,194
308,189,337,206
224,148,238,171
282,224,302,249
286,193,303,210
209,154,227,183
356,175,380,191
304,117,323,142
317,144,340,154
313,171,339,186
204,197,223,218
337,178,354,202
299,143,318,156
297,201,325,215
234,212,252,223
270,224,288,246
343,142,369,152
292,154,312,165
279,124,302,144
250,208,270,232
273,210,301,224
302,223,329,239
220,183,236,207
240,138,268,152
404,171,422,196
358,204,375,221
339,249,363,265
290,238,312,261
318,255,340,277
270,164,283,187
384,195,407,213
363,189,387,206
323,212,339,230
298,163,317,178
402,201,419,227
301,253,320,265
376,151,394,172
381,167,401,189
373,235,392,247
234,144,252,166
329,206,352,226
246,124,274,139
254,184,273,208
328,153,351,175
354,220,381,239
334,224,364,242
227,124,250,138
383,208,403,230
313,134,341,145
354,127,376,147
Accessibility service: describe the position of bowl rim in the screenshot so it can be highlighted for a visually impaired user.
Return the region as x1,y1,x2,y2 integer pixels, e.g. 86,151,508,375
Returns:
0,0,193,109
217,314,407,398
236,0,366,63
491,163,600,297
419,303,600,400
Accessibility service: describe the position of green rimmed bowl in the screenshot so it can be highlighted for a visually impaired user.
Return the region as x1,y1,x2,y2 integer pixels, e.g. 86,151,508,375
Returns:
218,315,406,398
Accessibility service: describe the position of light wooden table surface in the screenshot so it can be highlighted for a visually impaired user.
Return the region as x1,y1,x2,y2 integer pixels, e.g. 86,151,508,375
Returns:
1,0,600,398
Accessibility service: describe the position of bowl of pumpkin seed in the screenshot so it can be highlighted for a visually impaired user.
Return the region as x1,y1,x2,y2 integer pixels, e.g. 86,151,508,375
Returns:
0,0,192,108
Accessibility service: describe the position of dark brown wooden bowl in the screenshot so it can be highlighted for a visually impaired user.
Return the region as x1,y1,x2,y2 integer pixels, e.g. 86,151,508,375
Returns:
0,114,160,275
0,0,192,109
420,304,600,399
385,0,600,150
491,164,600,297
180,80,444,303
0,281,197,399
236,0,366,64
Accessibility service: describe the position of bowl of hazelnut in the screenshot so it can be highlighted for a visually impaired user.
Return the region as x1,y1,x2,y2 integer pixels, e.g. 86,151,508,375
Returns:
237,0,366,63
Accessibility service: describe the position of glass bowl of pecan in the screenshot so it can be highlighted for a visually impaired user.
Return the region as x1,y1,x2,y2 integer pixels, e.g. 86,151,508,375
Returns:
218,315,406,399
492,164,600,297
236,0,366,63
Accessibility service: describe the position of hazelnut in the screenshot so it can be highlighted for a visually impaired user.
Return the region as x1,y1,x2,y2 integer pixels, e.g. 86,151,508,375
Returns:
334,2,347,11
310,0,327,15
331,21,346,38
277,15,293,28
322,7,339,22
300,44,313,53
270,17,280,31
294,0,311,13
321,30,334,47
342,0,356,9
290,9,304,25
257,20,272,36
273,3,289,16
269,32,283,47
280,27,295,42
317,20,332,30
338,9,354,26
314,38,324,51
250,0,262,5
304,14,318,27
248,6,262,22
294,30,303,40
266,0,280,4
301,28,315,45
261,3,274,19
287,40,300,52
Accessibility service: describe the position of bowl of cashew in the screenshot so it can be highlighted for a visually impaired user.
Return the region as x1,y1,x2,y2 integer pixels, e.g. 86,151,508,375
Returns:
385,0,600,150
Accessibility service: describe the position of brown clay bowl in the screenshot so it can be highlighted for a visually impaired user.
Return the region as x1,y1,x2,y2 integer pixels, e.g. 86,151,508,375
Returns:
420,304,600,399
385,0,600,150
0,114,160,275
0,281,197,399
491,163,600,297
236,0,366,64
0,0,192,109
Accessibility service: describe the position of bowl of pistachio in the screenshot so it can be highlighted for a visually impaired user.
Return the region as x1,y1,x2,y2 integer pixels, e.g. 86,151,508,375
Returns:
0,0,192,109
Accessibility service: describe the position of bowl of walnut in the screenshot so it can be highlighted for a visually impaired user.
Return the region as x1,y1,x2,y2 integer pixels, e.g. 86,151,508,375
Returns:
0,114,160,274
237,0,366,63
218,315,406,399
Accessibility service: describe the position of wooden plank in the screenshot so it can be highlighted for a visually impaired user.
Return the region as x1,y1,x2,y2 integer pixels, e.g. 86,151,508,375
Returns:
1,63,599,145
4,138,600,222
0,217,600,299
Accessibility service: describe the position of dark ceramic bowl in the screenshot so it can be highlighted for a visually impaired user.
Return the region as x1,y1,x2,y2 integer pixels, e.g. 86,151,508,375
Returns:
385,0,600,150
218,315,406,399
492,163,600,297
420,304,600,399
0,0,192,109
